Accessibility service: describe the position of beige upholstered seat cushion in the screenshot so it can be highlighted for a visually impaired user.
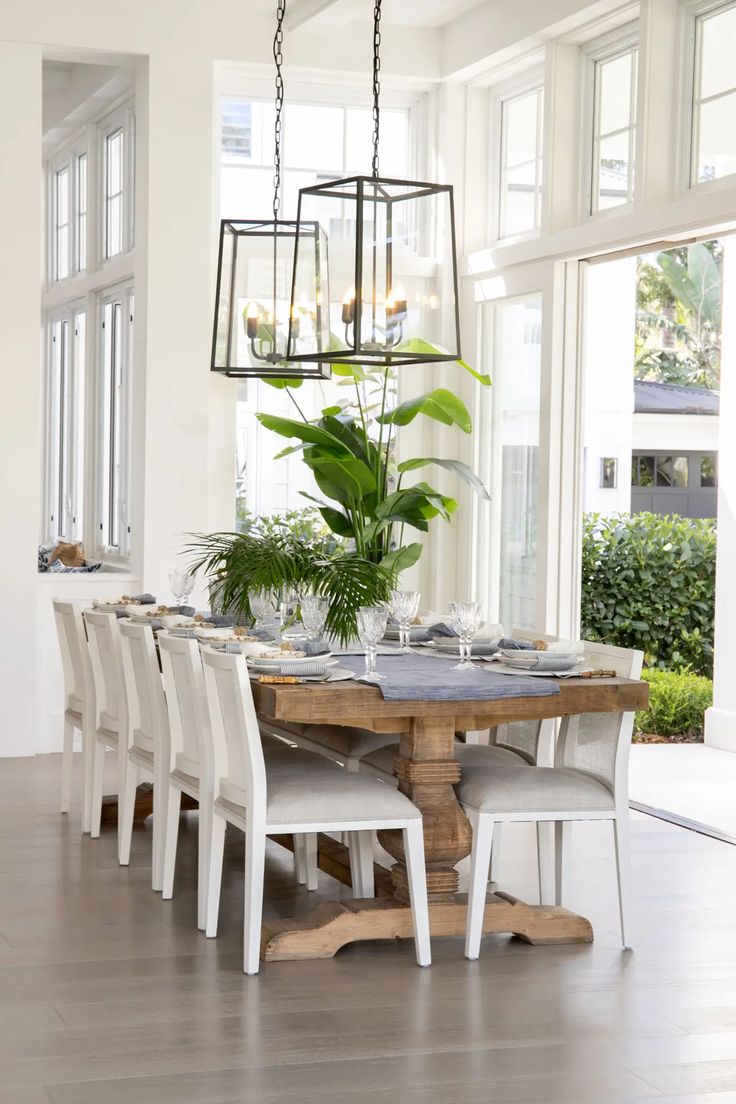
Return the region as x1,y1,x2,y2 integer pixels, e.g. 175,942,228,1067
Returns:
361,740,525,779
455,743,529,768
296,724,399,761
457,766,615,814
219,746,341,807
266,768,422,826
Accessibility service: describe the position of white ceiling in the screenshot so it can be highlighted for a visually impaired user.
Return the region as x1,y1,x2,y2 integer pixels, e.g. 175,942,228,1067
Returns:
284,0,484,30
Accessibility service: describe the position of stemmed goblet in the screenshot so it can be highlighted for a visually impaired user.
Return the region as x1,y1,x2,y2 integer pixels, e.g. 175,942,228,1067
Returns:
250,589,275,631
449,600,482,670
169,570,195,608
356,605,389,682
300,594,330,641
390,590,421,652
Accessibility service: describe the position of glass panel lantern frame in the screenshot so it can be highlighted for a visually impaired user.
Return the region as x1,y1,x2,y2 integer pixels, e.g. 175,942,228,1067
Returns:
286,175,462,368
211,217,330,379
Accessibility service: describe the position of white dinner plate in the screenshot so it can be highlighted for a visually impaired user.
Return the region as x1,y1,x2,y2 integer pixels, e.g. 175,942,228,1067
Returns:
248,652,335,670
484,661,585,678
248,665,353,683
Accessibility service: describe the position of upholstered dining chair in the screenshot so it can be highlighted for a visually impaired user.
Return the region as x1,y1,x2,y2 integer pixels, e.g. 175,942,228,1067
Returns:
157,632,340,931
82,609,128,860
52,598,95,830
201,647,431,974
458,641,643,959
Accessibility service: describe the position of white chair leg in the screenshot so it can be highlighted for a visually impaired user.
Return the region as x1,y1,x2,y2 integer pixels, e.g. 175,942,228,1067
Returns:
89,740,106,839
243,829,266,975
151,758,168,893
81,720,94,834
613,812,634,950
303,833,318,891
536,821,555,905
294,833,307,884
61,720,74,814
197,795,212,932
205,813,226,938
489,822,502,883
118,760,138,866
402,820,431,967
554,821,568,906
348,831,375,898
466,811,494,960
161,785,182,900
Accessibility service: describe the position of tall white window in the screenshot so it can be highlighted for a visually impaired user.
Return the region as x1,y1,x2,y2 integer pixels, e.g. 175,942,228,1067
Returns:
54,166,71,280
498,87,544,239
45,308,85,542
97,287,133,554
76,152,87,271
692,2,736,183
100,105,134,260
591,46,638,211
474,295,542,629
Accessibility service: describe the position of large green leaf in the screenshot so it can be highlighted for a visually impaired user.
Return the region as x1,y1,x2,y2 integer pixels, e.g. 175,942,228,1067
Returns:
318,506,355,538
395,338,491,387
398,456,491,499
261,376,304,390
256,414,351,455
377,388,472,433
308,455,377,503
381,542,423,575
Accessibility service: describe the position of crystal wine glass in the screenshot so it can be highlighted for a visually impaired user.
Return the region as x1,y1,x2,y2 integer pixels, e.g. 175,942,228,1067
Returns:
390,589,421,652
300,594,329,641
169,570,195,608
356,605,389,682
449,600,482,670
250,589,275,630
279,585,301,636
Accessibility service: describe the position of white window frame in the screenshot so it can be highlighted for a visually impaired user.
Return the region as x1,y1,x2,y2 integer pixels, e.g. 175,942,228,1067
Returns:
98,102,135,263
94,283,134,559
684,0,736,189
489,69,545,245
581,26,639,217
47,135,89,284
43,303,86,544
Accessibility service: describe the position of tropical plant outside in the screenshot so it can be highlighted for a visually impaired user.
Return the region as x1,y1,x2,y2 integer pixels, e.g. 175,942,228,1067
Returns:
635,668,713,741
635,241,722,390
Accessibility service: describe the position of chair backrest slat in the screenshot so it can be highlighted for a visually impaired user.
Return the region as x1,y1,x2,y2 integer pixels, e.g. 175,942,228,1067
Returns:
119,621,169,757
83,609,126,733
52,598,93,714
201,648,266,818
159,632,207,778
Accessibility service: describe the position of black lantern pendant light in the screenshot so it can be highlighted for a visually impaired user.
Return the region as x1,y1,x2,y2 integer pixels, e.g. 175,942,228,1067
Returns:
211,0,329,379
285,0,461,370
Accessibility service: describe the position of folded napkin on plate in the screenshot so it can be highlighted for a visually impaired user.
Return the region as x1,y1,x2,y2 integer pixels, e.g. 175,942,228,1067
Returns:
195,611,234,627
497,637,535,651
262,659,330,677
502,652,578,672
301,640,331,657
167,605,195,617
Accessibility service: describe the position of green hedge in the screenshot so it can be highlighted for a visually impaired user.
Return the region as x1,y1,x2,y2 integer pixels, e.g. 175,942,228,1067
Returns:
635,668,713,738
581,512,715,677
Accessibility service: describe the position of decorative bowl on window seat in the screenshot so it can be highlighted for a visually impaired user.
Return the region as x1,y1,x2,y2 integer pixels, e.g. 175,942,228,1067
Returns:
38,541,102,574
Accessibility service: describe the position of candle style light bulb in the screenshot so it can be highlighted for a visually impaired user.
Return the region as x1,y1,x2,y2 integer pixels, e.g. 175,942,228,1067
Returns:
290,306,301,339
341,286,356,325
245,302,259,340
386,283,408,322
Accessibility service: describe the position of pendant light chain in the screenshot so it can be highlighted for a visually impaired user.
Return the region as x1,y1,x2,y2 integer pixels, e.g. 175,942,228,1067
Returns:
371,0,382,178
272,0,286,221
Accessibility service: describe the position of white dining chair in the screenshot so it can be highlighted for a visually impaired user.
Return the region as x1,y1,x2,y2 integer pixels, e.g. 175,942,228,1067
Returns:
157,633,336,930
459,641,643,958
52,598,95,829
83,609,129,860
201,647,431,974
117,621,170,890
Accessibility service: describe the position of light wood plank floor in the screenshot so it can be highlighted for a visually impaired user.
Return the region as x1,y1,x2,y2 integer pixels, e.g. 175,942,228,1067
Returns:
2,754,736,1103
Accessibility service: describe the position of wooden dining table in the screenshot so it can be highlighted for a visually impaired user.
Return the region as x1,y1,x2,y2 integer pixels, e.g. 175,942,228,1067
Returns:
250,672,649,962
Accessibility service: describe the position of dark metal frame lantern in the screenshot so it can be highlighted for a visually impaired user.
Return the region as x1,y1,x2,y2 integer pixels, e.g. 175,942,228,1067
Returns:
210,0,331,380
286,0,462,371
211,217,329,379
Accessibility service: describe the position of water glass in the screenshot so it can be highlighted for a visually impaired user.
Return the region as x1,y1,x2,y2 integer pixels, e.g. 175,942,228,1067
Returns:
449,600,482,670
169,570,195,607
356,605,389,682
300,594,329,641
390,590,421,651
279,586,300,635
250,588,275,630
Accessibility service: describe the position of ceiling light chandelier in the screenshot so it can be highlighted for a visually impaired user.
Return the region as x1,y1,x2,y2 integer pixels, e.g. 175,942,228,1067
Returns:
210,0,329,379
285,0,461,370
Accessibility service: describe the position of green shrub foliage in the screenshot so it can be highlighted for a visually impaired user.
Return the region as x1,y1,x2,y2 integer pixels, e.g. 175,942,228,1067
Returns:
581,512,716,676
635,668,713,738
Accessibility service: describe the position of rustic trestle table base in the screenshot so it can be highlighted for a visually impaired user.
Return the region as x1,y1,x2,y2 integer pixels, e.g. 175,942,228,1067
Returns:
251,674,648,962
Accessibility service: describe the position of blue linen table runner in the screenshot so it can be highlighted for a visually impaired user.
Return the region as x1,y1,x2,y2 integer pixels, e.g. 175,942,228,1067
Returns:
337,653,560,702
